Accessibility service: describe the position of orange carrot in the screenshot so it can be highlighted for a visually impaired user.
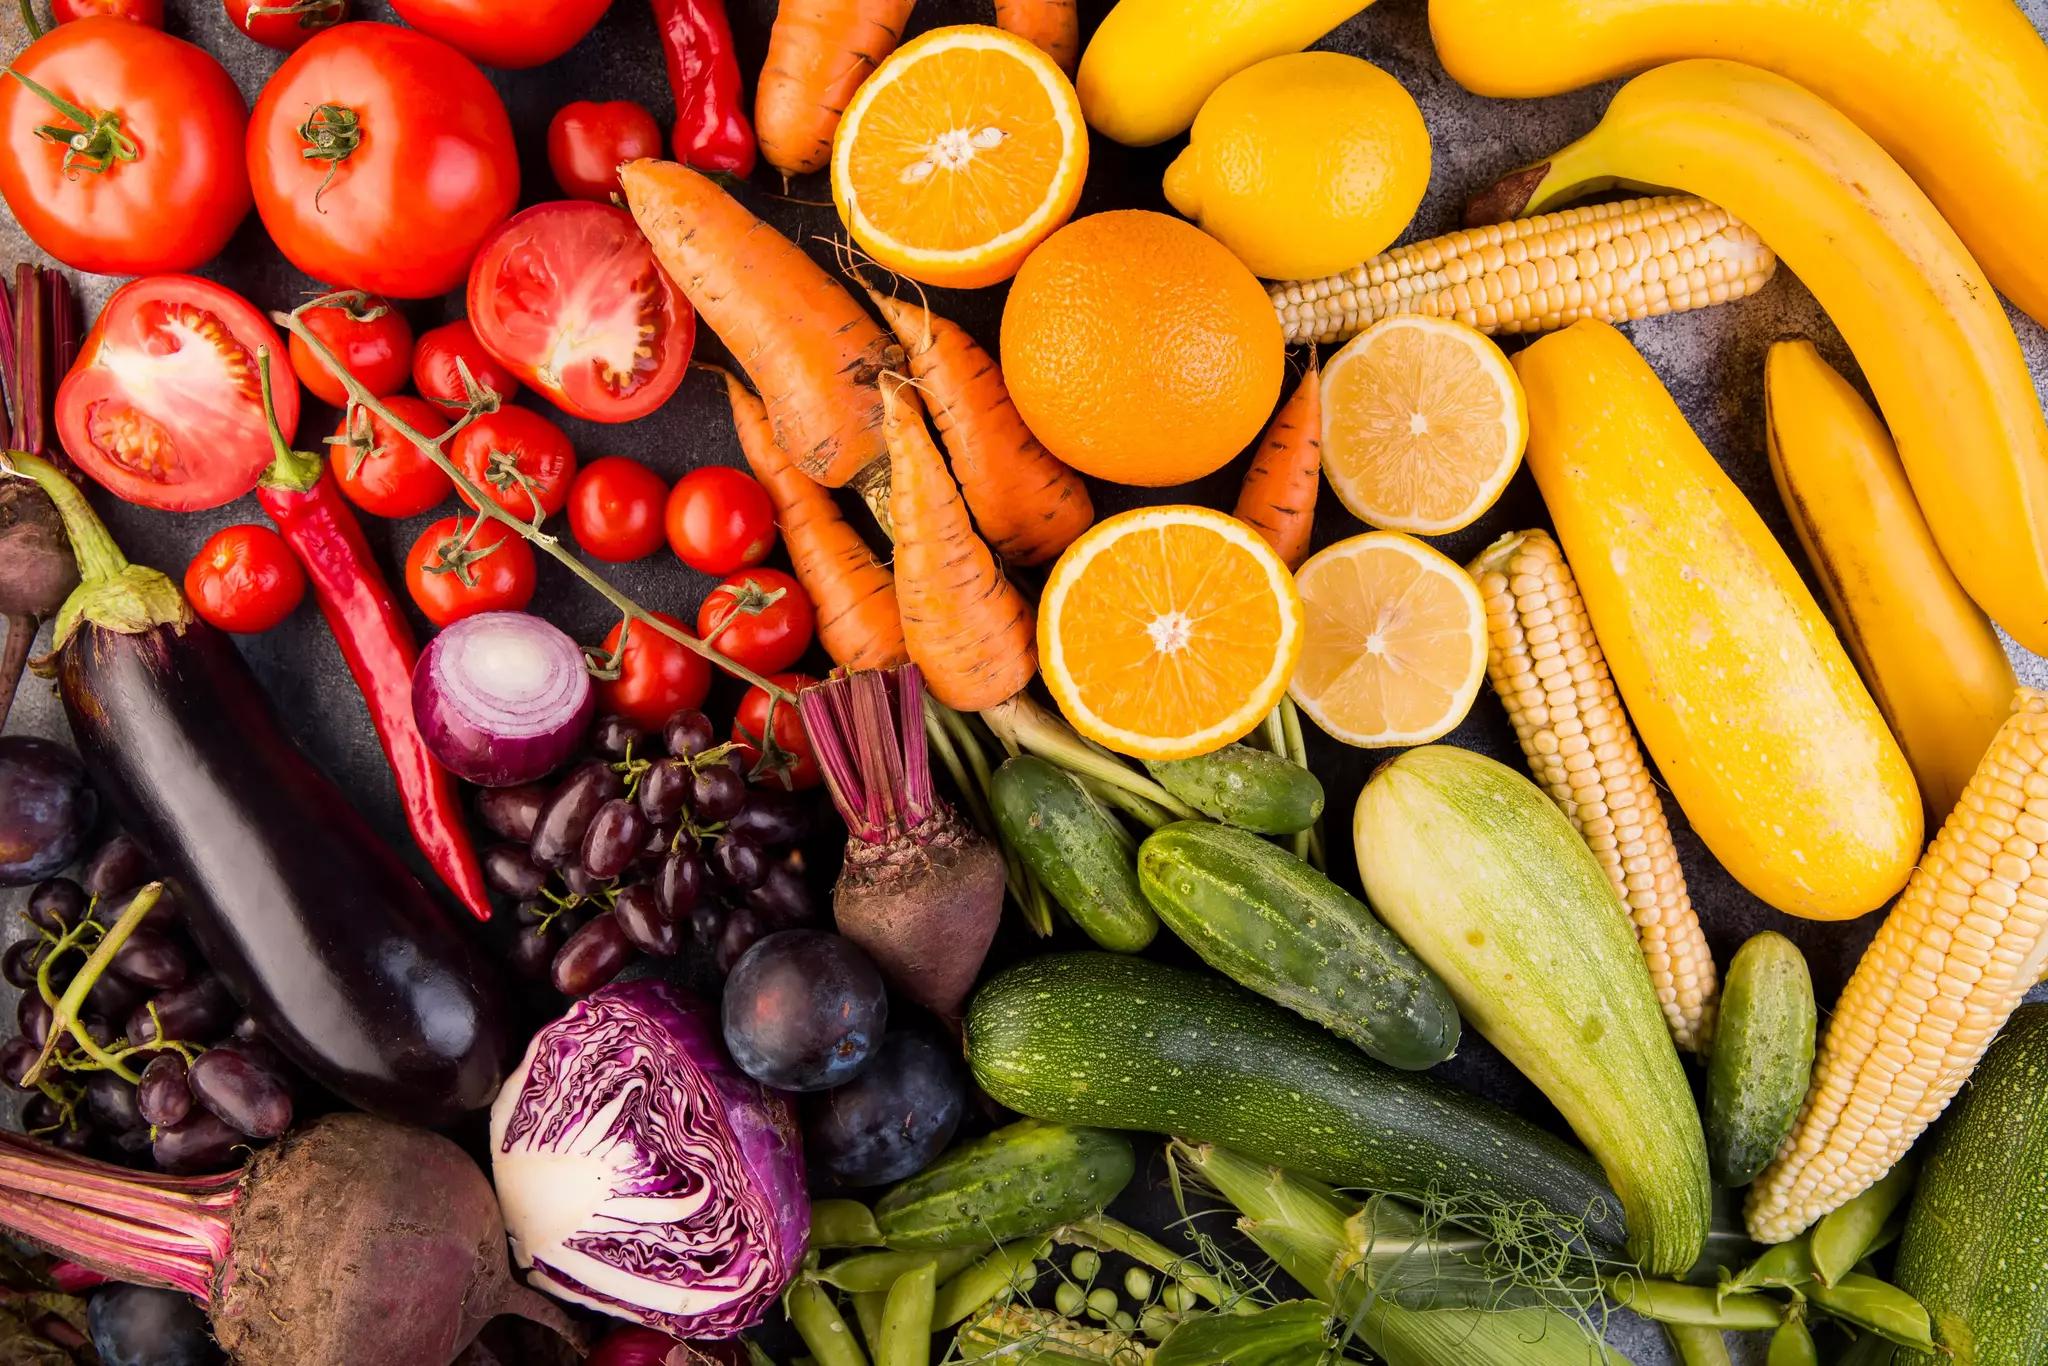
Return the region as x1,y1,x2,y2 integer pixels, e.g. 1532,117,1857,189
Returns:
863,284,1093,567
754,0,918,177
993,0,1078,75
1232,352,1322,570
621,159,900,488
883,376,1037,711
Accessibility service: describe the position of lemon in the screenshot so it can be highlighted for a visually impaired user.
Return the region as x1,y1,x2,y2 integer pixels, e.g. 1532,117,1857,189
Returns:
1162,52,1429,280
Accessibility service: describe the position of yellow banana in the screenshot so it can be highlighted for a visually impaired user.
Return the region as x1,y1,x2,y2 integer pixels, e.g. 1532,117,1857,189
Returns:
1428,0,2048,327
1764,341,2016,827
1480,60,2048,658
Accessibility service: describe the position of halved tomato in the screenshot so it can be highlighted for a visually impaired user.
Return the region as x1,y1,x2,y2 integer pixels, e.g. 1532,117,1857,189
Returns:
466,202,694,425
56,277,301,512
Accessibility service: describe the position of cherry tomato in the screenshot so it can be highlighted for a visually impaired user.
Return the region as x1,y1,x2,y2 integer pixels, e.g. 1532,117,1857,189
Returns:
387,0,610,68
412,320,521,410
596,612,712,730
404,515,537,627
248,23,518,299
183,525,306,635
568,457,669,563
328,397,453,519
732,674,824,790
697,568,816,676
223,0,344,49
467,202,694,425
56,277,301,512
547,101,662,202
665,467,776,574
51,0,162,23
450,407,577,523
288,293,413,410
0,19,248,276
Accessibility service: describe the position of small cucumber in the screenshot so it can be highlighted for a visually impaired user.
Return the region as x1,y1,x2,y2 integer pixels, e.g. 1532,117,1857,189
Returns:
991,756,1157,953
1137,821,1458,1069
1145,744,1324,834
1705,931,1817,1187
876,1119,1135,1249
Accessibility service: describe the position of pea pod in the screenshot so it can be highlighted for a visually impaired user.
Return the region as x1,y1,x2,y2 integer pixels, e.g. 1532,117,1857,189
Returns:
992,756,1158,952
1145,743,1324,834
1767,1317,1820,1366
812,1199,885,1249
877,1259,937,1366
1665,1325,1734,1366
1602,1277,1784,1330
1807,1273,1936,1352
788,1277,870,1366
933,1239,1049,1329
819,1246,983,1293
1810,1159,1915,1286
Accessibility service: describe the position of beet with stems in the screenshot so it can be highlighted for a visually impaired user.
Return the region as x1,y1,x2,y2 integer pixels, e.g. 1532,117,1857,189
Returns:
0,265,80,728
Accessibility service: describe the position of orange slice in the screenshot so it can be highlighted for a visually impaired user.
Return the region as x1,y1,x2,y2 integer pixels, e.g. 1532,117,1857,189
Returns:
831,24,1088,289
1039,505,1304,761
1320,315,1528,534
1290,531,1487,747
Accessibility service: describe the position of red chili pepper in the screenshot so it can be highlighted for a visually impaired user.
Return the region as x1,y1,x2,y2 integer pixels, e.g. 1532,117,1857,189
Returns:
651,0,756,178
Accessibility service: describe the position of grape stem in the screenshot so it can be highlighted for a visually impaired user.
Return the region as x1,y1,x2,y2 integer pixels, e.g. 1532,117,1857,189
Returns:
23,884,166,1087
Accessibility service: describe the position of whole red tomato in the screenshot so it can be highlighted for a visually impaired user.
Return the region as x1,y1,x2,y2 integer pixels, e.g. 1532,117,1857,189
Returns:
248,23,519,299
404,515,536,626
57,277,301,512
733,674,823,790
288,293,413,409
450,407,577,523
388,0,611,68
329,396,453,519
223,0,344,48
596,612,711,730
51,0,162,22
547,101,662,201
568,457,669,563
184,525,307,634
697,568,815,675
0,19,248,276
413,319,521,410
665,467,776,574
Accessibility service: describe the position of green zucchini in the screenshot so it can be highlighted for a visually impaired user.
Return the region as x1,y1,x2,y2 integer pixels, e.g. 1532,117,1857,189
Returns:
1144,744,1324,834
1893,1003,2048,1365
991,757,1157,952
1353,745,1710,1277
964,952,1627,1254
1135,821,1458,1068
1705,932,1816,1187
876,1119,1135,1249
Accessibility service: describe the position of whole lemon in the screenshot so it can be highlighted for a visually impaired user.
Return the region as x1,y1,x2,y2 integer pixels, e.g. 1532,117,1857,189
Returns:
1001,210,1285,488
1163,52,1430,280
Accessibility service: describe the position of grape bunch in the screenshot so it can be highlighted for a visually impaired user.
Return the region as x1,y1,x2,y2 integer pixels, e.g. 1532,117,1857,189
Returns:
479,708,822,998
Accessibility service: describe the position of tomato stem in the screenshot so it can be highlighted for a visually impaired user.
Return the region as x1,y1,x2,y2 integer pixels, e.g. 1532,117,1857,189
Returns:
7,70,139,176
242,0,342,31
298,104,361,211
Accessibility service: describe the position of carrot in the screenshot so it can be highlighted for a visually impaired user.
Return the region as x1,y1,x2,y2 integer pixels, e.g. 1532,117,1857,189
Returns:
1232,351,1323,570
754,0,918,178
862,283,1093,567
883,376,1037,711
994,0,1078,74
620,159,899,488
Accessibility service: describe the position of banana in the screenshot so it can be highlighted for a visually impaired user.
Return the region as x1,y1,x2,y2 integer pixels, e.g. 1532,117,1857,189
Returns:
1428,0,2048,327
1476,60,2048,658
1765,340,2017,826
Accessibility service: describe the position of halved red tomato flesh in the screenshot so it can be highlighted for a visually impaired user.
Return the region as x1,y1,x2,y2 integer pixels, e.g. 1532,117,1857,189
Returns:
465,201,695,425
56,276,300,512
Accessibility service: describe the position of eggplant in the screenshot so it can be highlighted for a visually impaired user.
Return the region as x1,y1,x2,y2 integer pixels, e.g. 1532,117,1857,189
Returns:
16,452,510,1125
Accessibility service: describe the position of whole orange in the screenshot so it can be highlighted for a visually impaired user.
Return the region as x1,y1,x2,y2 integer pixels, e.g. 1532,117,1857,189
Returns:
1000,210,1285,487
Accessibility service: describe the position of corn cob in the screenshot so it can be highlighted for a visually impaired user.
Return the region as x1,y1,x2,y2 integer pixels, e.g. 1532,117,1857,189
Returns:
1468,530,1717,1053
1271,195,1778,346
1746,689,2048,1243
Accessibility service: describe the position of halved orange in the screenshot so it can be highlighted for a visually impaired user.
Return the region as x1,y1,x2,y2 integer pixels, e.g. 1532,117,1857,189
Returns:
1039,506,1303,761
1289,531,1487,748
831,25,1087,289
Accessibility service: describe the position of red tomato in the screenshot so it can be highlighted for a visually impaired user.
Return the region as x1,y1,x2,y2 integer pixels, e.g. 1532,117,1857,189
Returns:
183,525,307,634
387,0,610,69
223,0,344,48
329,397,454,519
0,19,248,276
547,101,662,201
732,673,823,790
248,23,519,299
57,277,301,512
697,568,815,675
596,612,711,730
568,457,669,563
404,515,537,626
466,202,694,424
450,407,577,523
288,294,413,409
51,0,162,22
665,467,776,574
412,319,521,410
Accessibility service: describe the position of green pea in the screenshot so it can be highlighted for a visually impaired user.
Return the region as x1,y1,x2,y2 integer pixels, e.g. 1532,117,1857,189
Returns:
1070,1249,1102,1284
1123,1267,1155,1301
1161,1282,1199,1314
1085,1287,1120,1318
1055,1282,1087,1318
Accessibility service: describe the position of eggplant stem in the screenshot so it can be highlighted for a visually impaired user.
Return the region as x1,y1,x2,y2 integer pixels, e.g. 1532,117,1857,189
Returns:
24,884,164,1087
1,450,121,582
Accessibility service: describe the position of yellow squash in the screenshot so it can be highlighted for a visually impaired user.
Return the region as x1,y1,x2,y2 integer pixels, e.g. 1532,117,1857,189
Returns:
1516,320,1921,922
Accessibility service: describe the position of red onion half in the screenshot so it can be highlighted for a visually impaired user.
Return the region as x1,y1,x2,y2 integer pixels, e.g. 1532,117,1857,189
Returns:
413,611,594,787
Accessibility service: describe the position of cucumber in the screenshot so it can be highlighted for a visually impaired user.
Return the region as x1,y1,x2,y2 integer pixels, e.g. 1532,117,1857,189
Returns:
1354,745,1711,1277
1145,744,1324,834
1893,1004,2048,1365
1704,932,1816,1187
876,1119,1135,1249
1136,821,1458,1069
965,952,1627,1254
991,757,1157,952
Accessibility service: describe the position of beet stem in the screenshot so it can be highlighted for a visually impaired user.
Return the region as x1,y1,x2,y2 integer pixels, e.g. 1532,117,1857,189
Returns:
801,665,944,846
0,611,32,730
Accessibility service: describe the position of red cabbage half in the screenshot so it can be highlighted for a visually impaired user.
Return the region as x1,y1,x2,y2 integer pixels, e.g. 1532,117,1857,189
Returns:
489,979,808,1339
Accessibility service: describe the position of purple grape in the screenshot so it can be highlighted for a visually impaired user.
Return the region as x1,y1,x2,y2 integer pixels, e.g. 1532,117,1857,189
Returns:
655,852,703,921
152,1110,241,1172
187,1045,292,1139
580,799,650,882
93,884,181,932
110,929,187,991
85,1071,143,1131
89,1283,221,1366
48,1125,93,1153
1,1036,40,1089
663,709,716,757
0,737,98,887
612,885,679,957
483,845,549,899
590,714,646,759
477,783,549,843
17,993,51,1048
26,877,85,932
550,916,631,997
2,939,40,989
725,793,813,849
715,906,771,975
561,862,608,897
690,765,746,823
529,762,623,869
637,759,691,825
84,971,141,1022
128,978,235,1049
135,1054,193,1128
108,1126,154,1158
641,824,672,857
803,1033,968,1186
722,930,887,1090
712,836,768,891
746,858,819,929
506,920,567,981
78,1014,118,1048
82,833,151,900
689,902,726,955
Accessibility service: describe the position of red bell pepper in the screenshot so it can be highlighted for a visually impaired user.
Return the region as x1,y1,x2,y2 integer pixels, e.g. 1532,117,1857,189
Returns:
651,0,756,178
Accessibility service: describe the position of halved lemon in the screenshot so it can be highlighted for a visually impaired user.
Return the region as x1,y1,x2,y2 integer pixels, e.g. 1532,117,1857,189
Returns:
1320,314,1528,535
1039,505,1303,761
1289,531,1487,748
831,24,1088,289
